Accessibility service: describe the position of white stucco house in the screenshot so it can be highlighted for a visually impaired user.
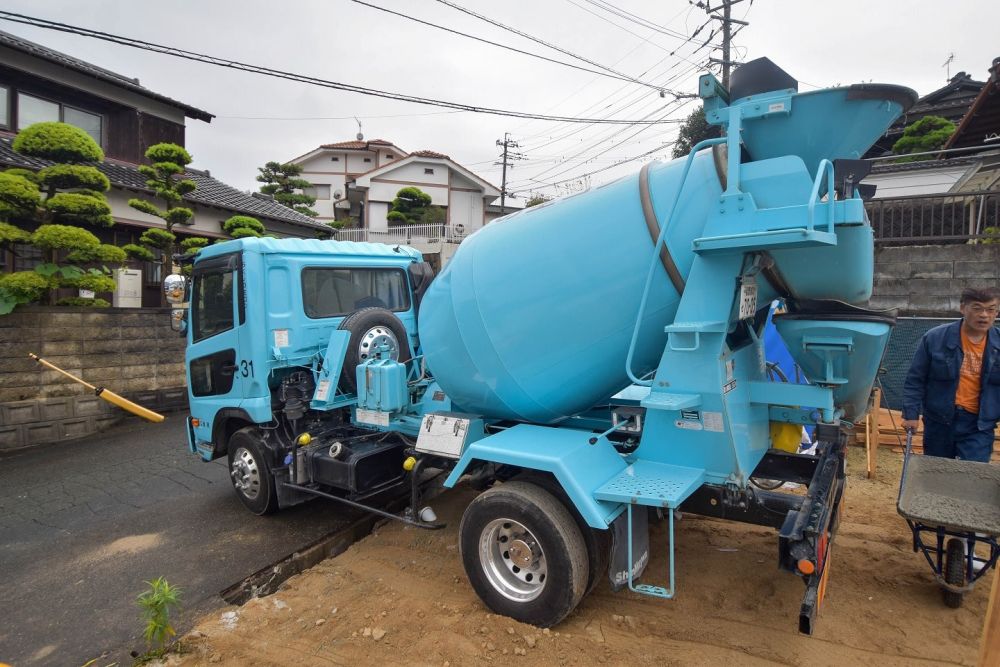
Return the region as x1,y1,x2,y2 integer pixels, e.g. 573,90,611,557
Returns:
287,139,501,262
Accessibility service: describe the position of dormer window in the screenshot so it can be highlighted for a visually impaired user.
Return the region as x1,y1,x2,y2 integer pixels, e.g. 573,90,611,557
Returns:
384,153,394,159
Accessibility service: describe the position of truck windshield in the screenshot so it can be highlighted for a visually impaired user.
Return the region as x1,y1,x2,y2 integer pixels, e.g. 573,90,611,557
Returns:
191,270,235,341
302,267,410,318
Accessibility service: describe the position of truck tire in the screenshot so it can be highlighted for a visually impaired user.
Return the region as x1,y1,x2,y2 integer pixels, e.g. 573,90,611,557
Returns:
942,537,966,608
338,307,412,394
459,481,589,627
228,427,279,515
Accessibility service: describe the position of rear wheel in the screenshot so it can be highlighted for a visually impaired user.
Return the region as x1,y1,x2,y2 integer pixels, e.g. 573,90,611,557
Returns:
943,537,966,608
460,481,589,627
228,428,278,515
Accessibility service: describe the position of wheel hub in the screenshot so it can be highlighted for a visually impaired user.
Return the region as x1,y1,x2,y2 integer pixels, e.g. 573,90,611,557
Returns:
358,326,399,361
479,518,547,602
508,539,535,568
230,447,261,500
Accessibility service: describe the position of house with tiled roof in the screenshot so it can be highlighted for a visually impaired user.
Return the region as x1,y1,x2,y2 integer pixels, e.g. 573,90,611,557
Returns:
0,30,329,306
288,137,500,265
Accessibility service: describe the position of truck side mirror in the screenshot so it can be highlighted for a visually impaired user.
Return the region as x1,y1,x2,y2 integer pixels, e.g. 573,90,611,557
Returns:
163,274,187,305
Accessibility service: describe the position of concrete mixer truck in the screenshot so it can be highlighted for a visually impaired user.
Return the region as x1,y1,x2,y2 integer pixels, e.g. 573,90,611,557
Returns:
165,59,916,634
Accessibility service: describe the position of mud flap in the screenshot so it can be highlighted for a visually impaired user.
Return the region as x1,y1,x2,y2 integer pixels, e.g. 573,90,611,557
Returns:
609,506,650,591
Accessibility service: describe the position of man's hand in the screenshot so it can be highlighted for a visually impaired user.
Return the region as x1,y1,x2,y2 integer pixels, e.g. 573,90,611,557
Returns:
901,418,920,433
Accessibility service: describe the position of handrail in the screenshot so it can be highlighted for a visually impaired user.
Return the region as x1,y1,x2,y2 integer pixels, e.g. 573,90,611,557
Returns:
806,159,836,233
625,137,727,386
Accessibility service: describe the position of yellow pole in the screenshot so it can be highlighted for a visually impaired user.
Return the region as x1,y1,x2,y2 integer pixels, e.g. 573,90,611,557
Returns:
28,353,165,423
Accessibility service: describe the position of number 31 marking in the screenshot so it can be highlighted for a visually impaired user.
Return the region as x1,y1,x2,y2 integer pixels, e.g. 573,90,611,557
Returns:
240,360,254,378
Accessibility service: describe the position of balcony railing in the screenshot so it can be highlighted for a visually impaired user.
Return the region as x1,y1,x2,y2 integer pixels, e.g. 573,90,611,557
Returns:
867,191,1000,244
332,224,471,244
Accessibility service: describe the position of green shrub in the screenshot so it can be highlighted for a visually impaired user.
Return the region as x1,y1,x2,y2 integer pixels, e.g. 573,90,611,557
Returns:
12,122,104,163
3,167,40,184
983,226,1000,245
139,227,175,249
0,171,42,218
66,243,127,265
229,227,261,239
0,221,31,245
56,296,111,307
123,243,156,261
66,273,116,293
38,164,110,192
386,211,407,224
164,207,193,226
45,192,113,226
223,215,265,234
31,224,101,252
179,237,209,252
146,143,192,166
0,271,51,301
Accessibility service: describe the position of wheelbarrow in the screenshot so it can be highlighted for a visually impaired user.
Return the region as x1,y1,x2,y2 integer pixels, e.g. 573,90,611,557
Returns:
897,430,1000,608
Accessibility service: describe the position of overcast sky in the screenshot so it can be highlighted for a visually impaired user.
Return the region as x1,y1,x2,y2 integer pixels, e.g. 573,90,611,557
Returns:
2,1,997,202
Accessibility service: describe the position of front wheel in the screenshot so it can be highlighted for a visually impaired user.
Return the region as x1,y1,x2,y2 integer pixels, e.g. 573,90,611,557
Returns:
228,427,279,515
942,537,966,608
459,481,589,627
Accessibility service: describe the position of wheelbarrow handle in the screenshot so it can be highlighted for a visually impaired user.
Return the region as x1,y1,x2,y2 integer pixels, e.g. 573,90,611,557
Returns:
897,429,916,512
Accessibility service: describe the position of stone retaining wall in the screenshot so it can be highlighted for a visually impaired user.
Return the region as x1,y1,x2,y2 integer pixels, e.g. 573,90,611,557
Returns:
871,244,1000,315
0,306,186,451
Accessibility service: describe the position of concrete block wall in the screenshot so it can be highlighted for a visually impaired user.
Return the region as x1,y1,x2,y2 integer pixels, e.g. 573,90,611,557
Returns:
0,307,187,451
872,244,1000,316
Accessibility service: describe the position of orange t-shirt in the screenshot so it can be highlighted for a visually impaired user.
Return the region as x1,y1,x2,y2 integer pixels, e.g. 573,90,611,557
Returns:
956,328,986,413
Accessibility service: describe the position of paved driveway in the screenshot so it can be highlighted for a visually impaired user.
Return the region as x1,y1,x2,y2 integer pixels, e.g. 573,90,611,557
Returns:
0,416,358,666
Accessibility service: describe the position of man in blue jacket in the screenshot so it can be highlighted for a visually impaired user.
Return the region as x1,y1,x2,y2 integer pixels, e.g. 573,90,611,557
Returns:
902,287,1000,461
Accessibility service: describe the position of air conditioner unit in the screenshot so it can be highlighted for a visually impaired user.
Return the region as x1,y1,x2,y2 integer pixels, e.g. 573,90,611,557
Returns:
113,268,143,308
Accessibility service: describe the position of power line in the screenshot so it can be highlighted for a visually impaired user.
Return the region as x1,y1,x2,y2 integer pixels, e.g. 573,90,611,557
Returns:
0,11,680,125
581,0,707,42
218,110,464,121
432,0,681,94
347,0,668,90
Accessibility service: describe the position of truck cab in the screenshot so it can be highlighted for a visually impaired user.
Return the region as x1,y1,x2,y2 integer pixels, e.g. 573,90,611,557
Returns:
177,237,433,514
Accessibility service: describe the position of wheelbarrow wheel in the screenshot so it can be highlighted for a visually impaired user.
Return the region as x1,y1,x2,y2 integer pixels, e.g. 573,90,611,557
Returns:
943,538,966,609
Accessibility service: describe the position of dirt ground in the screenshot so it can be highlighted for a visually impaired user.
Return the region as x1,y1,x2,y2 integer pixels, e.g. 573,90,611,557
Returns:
169,447,992,666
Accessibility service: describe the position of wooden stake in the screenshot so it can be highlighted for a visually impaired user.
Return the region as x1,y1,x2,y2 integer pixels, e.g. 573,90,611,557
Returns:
866,387,881,479
979,569,1000,666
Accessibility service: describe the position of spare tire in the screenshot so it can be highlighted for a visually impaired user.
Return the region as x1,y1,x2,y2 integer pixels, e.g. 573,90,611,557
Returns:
337,307,412,394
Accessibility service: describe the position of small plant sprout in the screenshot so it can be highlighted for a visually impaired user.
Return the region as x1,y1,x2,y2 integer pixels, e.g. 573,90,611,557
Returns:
137,577,182,653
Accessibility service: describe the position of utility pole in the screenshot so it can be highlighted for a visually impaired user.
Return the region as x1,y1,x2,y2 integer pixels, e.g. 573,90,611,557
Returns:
495,133,525,215
703,0,749,89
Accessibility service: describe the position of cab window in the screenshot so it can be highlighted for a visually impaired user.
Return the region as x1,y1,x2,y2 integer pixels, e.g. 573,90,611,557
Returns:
302,267,410,318
192,270,235,341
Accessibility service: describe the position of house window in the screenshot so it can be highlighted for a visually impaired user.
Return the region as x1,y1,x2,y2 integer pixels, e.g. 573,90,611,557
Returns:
64,106,103,144
17,93,59,127
12,243,44,272
363,157,372,163
16,92,103,145
384,153,394,159
0,85,9,129
303,184,331,200
330,156,340,162
424,168,434,175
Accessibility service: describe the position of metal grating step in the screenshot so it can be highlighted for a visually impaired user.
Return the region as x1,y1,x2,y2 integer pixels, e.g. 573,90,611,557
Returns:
595,460,705,508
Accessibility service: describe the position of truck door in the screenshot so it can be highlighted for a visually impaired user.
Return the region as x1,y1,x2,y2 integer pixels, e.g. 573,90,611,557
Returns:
188,252,245,427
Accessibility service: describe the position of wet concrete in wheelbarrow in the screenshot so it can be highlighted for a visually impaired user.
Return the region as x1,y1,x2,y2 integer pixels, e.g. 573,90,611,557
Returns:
898,455,1000,534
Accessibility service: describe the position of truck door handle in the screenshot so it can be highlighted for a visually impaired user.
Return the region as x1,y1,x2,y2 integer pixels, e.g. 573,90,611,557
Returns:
220,362,238,376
